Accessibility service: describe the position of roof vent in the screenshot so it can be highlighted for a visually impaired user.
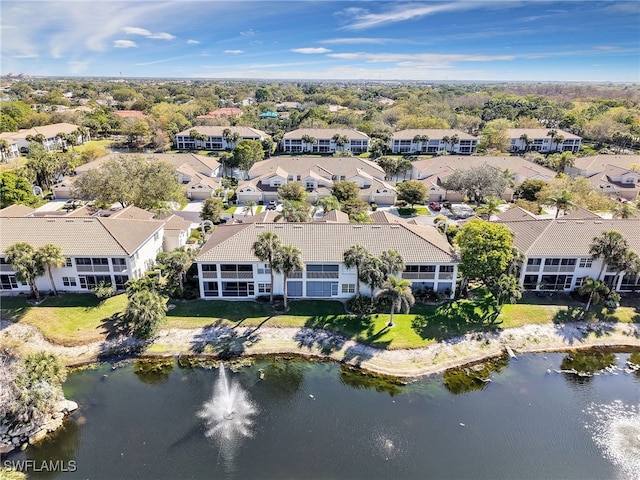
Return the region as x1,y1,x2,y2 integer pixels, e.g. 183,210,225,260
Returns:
557,220,566,224
390,225,400,229
593,221,603,224
352,225,363,228
576,220,584,224
372,226,381,228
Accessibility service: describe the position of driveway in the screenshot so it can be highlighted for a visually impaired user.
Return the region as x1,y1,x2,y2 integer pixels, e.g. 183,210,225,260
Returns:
33,200,68,213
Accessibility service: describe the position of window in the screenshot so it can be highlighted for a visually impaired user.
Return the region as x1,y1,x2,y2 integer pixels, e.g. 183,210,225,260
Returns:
287,281,303,297
79,275,111,289
62,277,77,287
578,258,593,268
523,275,538,290
342,284,355,294
113,275,128,290
306,264,339,278
439,265,454,273
221,282,254,297
258,283,271,293
65,257,72,267
405,265,436,273
0,275,18,289
202,264,217,271
112,258,127,271
527,258,542,266
575,277,586,288
257,264,271,275
204,282,219,297
306,281,338,297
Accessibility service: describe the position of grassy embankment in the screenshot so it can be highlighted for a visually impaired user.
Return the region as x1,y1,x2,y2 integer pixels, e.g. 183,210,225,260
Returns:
1,293,638,350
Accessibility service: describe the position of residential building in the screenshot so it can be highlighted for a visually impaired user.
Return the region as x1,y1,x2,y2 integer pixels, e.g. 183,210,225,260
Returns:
0,217,165,294
281,128,370,154
175,126,267,151
236,156,396,205
411,156,556,202
390,129,478,155
2,123,87,155
0,132,21,161
195,222,458,299
507,128,582,154
52,153,222,200
569,154,640,201
499,218,640,292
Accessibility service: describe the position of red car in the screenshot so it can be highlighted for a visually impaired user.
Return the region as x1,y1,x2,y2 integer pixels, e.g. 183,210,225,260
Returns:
429,202,442,211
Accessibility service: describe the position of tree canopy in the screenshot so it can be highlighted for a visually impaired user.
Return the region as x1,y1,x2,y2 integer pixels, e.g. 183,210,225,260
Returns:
72,155,185,211
443,164,508,205
456,219,515,285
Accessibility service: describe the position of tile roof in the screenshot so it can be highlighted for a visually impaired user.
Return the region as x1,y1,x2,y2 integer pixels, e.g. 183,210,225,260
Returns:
368,211,408,224
196,223,456,264
573,154,640,173
313,210,350,223
112,110,146,118
5,123,80,140
0,205,35,217
391,129,477,140
197,108,243,118
412,155,556,181
0,217,163,256
283,128,370,140
248,156,385,180
495,206,537,222
499,219,640,256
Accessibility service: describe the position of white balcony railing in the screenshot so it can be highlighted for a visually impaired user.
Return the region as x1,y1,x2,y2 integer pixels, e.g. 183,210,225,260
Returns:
220,272,253,279
403,272,436,280
201,271,217,279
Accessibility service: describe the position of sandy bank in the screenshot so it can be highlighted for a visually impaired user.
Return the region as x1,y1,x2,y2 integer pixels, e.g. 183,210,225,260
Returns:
2,321,639,378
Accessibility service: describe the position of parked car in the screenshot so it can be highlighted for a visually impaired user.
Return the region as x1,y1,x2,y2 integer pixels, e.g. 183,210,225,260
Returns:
429,201,442,211
266,200,278,210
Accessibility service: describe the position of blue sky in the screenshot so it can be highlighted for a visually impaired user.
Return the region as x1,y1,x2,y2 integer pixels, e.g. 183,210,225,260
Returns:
1,1,639,82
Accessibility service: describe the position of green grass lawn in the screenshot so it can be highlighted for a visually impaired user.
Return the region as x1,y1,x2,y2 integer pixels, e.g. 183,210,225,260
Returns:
74,139,114,153
224,206,237,213
3,291,639,350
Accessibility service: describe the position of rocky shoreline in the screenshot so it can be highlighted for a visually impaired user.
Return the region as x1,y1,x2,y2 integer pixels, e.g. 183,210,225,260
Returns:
0,399,78,455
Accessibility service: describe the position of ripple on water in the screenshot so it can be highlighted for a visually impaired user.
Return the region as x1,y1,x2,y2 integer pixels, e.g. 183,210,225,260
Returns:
585,400,640,479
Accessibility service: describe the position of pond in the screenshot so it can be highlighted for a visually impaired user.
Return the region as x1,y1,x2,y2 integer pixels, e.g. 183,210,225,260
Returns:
8,351,640,479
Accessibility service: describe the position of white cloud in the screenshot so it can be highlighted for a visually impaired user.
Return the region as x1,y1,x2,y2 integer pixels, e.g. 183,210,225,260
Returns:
240,29,256,36
187,39,200,45
224,50,244,54
123,26,175,40
68,60,90,74
593,45,618,51
343,2,476,30
327,52,515,66
320,37,398,45
291,47,332,54
114,40,137,49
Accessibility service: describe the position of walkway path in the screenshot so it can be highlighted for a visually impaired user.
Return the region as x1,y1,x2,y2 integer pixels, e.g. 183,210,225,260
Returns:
2,321,639,378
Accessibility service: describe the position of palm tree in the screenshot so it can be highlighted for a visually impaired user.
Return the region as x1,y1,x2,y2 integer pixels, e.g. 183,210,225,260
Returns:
278,200,311,222
548,189,574,218
612,202,636,219
375,276,415,327
343,244,370,297
475,196,503,220
272,244,304,310
553,134,565,152
252,232,282,304
318,195,340,213
332,133,349,152
578,277,610,313
380,250,405,278
5,242,45,301
156,247,195,294
412,134,429,153
547,129,558,151
222,128,232,147
245,200,256,216
301,134,316,153
589,230,629,281
490,274,522,312
35,244,65,295
449,134,460,154
441,135,450,153
359,255,385,295
519,133,531,152
125,289,167,339
228,132,241,148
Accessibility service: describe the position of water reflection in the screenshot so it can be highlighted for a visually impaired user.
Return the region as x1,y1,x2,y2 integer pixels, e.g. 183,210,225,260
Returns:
560,351,616,384
339,365,404,396
443,354,509,395
260,359,305,400
133,358,174,385
628,352,640,379
26,417,80,478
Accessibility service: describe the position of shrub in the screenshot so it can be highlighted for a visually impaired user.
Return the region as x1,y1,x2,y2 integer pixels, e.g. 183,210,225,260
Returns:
370,202,378,211
347,295,377,314
92,281,115,300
